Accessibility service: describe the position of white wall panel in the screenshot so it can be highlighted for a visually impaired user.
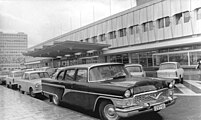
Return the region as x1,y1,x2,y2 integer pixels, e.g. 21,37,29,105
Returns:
102,21,107,33
172,24,182,38
195,20,201,34
97,24,102,35
129,35,135,45
122,14,128,28
154,2,163,20
155,28,164,40
141,32,148,43
183,22,193,36
94,25,98,35
147,5,154,21
181,0,190,12
191,0,201,10
163,0,171,17
112,39,118,47
123,36,129,46
128,12,134,27
140,8,147,24
134,10,140,25
117,16,122,30
112,18,117,30
170,0,181,15
164,27,172,39
107,20,112,32
148,30,155,42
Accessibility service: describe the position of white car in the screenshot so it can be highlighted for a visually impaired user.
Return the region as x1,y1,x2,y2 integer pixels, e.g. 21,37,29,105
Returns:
157,62,184,83
17,71,50,97
5,70,24,89
125,64,146,77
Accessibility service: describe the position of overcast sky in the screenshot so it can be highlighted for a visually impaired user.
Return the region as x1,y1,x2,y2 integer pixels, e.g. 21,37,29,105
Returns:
0,0,136,48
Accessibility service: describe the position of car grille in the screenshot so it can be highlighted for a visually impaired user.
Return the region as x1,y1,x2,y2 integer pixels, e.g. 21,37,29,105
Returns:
134,89,168,103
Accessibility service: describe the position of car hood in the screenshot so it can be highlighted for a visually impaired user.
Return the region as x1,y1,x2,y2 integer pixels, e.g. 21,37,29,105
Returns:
88,77,171,96
31,79,42,84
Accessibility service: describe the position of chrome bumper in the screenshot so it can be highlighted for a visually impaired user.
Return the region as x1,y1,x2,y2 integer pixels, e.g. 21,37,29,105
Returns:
115,96,177,118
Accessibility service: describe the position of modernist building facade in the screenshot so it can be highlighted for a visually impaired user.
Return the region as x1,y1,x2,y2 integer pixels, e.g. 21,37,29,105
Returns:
0,32,28,70
26,0,201,68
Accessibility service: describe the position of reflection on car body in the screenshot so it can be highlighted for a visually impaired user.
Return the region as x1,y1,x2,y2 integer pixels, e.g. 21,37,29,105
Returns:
157,62,184,83
125,64,146,77
42,63,177,120
17,71,50,97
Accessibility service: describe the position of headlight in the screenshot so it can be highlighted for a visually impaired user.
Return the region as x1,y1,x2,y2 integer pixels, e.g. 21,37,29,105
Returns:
35,83,40,88
168,80,175,88
124,90,131,98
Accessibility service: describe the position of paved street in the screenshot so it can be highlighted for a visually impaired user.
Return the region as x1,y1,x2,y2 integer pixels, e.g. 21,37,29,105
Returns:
1,79,201,120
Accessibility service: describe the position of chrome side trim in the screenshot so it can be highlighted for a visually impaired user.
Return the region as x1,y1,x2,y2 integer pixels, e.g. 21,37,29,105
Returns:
42,82,65,89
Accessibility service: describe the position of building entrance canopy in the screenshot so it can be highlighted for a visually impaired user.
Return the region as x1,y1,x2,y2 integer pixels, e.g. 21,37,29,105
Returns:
23,40,110,58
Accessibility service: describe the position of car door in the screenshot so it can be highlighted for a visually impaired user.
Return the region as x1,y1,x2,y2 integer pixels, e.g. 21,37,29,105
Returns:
60,68,77,105
20,73,29,92
71,68,90,108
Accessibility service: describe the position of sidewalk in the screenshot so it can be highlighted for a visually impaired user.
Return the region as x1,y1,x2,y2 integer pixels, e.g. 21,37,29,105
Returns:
0,86,97,120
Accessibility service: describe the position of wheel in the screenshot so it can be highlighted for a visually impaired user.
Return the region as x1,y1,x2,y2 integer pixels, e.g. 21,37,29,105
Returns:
29,88,36,97
52,95,60,105
6,84,9,88
99,101,120,120
19,86,24,94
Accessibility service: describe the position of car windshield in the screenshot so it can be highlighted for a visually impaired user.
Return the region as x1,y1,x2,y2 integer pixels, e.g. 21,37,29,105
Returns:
30,72,50,80
159,63,176,70
89,64,129,82
126,66,142,72
14,72,24,77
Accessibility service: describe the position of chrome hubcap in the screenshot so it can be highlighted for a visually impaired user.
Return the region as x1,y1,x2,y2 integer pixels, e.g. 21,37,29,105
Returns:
104,104,118,120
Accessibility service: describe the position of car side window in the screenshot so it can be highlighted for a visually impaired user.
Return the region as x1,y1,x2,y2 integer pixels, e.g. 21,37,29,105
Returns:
25,73,29,80
76,69,88,82
57,70,65,80
64,69,75,81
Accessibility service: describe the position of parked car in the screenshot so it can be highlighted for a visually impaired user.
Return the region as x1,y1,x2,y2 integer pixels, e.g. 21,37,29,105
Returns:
125,64,146,77
17,71,50,97
0,70,9,85
34,67,57,77
157,62,184,83
42,63,177,120
5,70,24,89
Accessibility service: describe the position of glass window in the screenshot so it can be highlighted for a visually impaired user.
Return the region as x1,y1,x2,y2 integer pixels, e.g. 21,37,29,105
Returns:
119,28,127,37
126,66,142,72
89,65,128,82
190,51,201,65
165,17,170,27
129,26,134,35
64,69,75,81
135,25,140,34
131,53,139,64
197,8,201,20
175,13,182,25
149,21,154,30
99,34,106,41
57,70,65,80
76,69,88,82
169,53,188,65
158,18,164,29
159,63,176,70
184,11,190,23
92,36,97,43
153,55,168,66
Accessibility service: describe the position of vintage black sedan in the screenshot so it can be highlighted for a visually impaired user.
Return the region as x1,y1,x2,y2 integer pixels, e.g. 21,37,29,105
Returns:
42,63,177,120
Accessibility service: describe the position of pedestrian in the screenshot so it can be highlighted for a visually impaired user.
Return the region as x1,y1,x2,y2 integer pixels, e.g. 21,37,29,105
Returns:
196,59,201,69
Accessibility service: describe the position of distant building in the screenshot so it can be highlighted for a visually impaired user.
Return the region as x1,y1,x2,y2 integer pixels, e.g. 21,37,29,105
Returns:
25,0,201,69
0,32,28,70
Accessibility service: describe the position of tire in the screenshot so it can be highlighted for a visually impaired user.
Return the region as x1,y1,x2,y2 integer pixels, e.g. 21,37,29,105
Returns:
180,77,184,84
19,86,24,94
52,95,60,105
29,88,35,97
99,101,120,120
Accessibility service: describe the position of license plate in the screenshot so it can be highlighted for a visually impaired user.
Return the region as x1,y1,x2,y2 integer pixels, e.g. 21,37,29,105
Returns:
154,104,166,111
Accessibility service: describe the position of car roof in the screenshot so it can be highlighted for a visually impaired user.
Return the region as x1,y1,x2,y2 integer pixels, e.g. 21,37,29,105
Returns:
58,63,123,70
160,62,178,64
24,71,47,74
125,64,142,67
